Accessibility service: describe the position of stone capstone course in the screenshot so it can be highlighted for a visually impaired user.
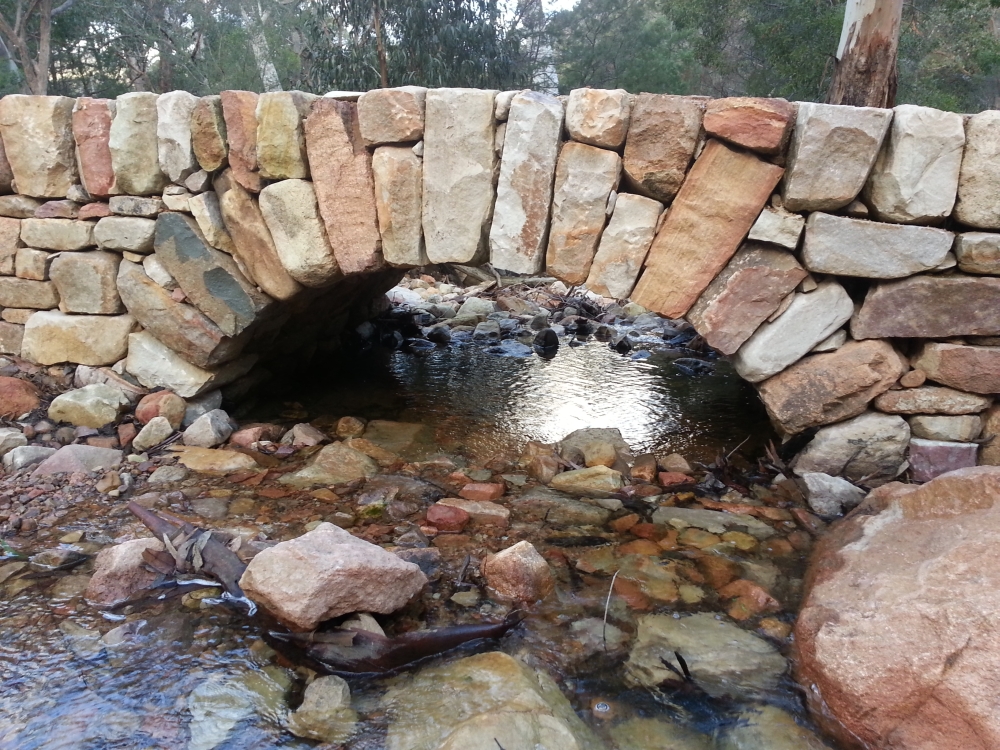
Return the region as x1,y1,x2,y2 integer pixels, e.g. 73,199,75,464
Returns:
622,94,704,203
20,310,134,366
955,110,1000,229
792,411,910,485
220,90,263,192
71,97,116,197
109,92,167,196
0,95,78,198
49,251,122,314
191,95,228,172
584,193,663,300
372,146,426,267
911,342,1000,395
256,91,317,180
782,101,892,212
357,86,426,146
156,90,200,183
801,213,953,278
259,178,342,288
702,97,795,155
863,104,965,224
565,88,631,149
632,139,784,318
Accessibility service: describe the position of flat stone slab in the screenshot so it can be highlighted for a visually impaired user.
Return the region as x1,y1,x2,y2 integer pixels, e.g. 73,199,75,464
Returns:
650,507,774,539
911,342,1000,395
32,444,122,476
873,386,992,415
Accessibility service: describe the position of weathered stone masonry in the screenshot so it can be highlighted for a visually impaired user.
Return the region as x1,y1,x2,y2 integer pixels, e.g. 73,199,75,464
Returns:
1,88,999,484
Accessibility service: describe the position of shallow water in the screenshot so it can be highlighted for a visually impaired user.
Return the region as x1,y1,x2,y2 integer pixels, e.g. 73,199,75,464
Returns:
0,334,839,749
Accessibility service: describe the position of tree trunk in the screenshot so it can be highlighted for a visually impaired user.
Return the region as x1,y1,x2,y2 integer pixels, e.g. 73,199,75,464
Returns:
827,0,903,108
372,0,389,88
241,3,282,92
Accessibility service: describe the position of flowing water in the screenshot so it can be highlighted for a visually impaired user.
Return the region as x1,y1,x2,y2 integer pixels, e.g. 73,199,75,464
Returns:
0,330,840,749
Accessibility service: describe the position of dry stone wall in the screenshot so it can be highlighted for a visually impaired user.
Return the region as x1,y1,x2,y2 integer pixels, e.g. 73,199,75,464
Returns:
0,87,999,484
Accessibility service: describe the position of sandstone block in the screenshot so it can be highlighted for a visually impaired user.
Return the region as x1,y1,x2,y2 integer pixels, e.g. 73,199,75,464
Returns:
256,91,317,179
72,98,116,197
220,91,263,192
421,88,497,264
0,195,41,218
863,104,964,224
0,277,57,309
21,310,134,365
909,414,982,442
623,94,704,203
631,140,784,318
125,330,255,398
544,141,621,285
0,216,17,274
109,195,163,217
875,386,991,415
703,97,795,155
585,193,663,299
852,275,1000,339
912,342,1000,394
15,248,52,280
357,86,426,145
78,202,110,220
955,232,1000,275
372,146,426,267
110,92,167,195
20,219,94,251
801,472,867,517
489,92,563,275
191,95,228,172
187,191,234,254
746,206,805,250
687,244,807,355
153,212,269,336
909,438,978,483
84,538,163,607
34,199,79,219
757,340,907,434
955,110,1000,229
156,90,199,183
802,212,952,278
565,88,631,149
304,99,383,274
782,102,892,212
0,95,77,198
978,405,1000,465
213,169,302,301
0,321,22,354
259,179,342,288
792,411,909,485
733,280,854,383
93,216,155,253
49,251,122,314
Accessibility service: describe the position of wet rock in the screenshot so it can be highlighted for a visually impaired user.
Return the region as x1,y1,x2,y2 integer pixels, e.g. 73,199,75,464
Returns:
183,408,233,448
239,522,427,630
652,507,775,540
32,444,123,476
0,95,78,197
382,651,604,750
611,717,713,750
716,705,832,750
782,102,892,212
84,537,164,607
132,415,174,453
3,445,56,470
279,442,378,487
437,498,509,529
472,319,500,341
792,411,909,486
426,502,469,531
482,540,554,601
908,438,978,482
361,420,434,459
287,675,358,744
622,94,703,203
48,383,129,428
625,613,787,698
873,385,992,415
801,472,866,516
550,465,624,497
795,467,1000,749
632,140,784,319
187,676,255,750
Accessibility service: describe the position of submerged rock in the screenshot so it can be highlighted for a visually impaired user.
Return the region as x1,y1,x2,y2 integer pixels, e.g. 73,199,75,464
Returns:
287,675,358,744
611,717,713,750
482,540,555,601
279,442,379,487
716,704,832,750
550,465,624,497
85,537,164,607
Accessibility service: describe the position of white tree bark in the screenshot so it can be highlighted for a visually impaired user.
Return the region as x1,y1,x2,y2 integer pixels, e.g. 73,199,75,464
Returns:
241,2,283,92
828,0,903,108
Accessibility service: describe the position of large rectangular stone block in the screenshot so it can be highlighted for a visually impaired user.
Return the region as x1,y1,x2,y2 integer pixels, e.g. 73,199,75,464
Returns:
0,277,58,309
585,193,663,299
782,102,892,213
874,386,992,415
862,104,964,224
220,91,263,192
72,98,117,198
304,99,383,274
124,330,255,398
565,88,631,150
687,244,807,355
851,276,1000,339
702,97,795,156
49,251,122,314
0,95,78,198
912,342,1000,394
489,92,563,275
955,111,1000,229
20,218,94,251
630,139,784,318
421,88,497,264
372,146,426,267
757,339,908,435
802,213,952,278
157,90,200,183
358,86,427,146
110,92,168,196
256,91,317,180
21,310,135,365
955,232,1000,275
622,94,704,203
544,142,621,285
259,178,342,288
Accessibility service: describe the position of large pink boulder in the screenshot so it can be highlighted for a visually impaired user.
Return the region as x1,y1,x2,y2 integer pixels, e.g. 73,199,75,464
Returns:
84,537,164,607
239,522,427,631
795,466,1000,749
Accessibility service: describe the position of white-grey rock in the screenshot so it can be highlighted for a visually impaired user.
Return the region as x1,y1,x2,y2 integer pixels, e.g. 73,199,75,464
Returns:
955,232,1000,275
801,472,867,516
651,506,775,540
716,705,832,750
3,445,56,470
565,88,631,149
183,390,223,428
733,280,855,382
20,218,94,251
863,104,965,224
782,102,893,212
584,193,663,299
156,90,200,183
811,329,847,353
125,331,255,399
422,88,497,264
132,415,174,453
183,408,234,448
908,414,982,442
747,206,805,250
48,383,129,428
955,110,1000,229
802,212,953,278
0,427,27,457
148,463,189,483
94,216,156,253
489,92,563,275
142,254,175,288
456,296,496,318
793,411,910,486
